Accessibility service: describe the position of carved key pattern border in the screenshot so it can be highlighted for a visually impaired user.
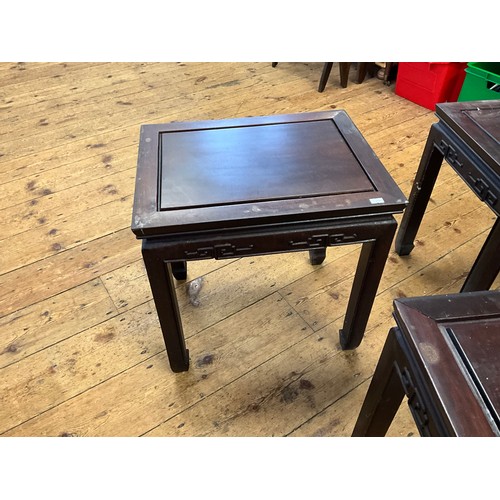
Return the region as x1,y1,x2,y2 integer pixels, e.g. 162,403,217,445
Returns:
436,138,498,209
183,232,359,259
184,243,255,259
436,139,464,170
397,364,431,436
289,232,358,249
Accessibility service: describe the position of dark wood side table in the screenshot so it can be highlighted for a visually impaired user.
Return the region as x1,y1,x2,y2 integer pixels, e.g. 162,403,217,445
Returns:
352,291,500,437
395,100,500,292
131,111,406,372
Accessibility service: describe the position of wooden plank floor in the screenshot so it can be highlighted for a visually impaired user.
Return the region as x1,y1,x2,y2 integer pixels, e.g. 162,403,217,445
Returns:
1,62,498,437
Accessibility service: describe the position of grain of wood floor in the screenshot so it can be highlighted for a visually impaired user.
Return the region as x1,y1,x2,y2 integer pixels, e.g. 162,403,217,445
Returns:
1,62,498,437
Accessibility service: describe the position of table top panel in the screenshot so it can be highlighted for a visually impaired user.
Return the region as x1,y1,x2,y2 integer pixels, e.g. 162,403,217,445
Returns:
436,100,500,175
445,318,500,428
159,119,374,210
463,108,500,143
132,111,407,237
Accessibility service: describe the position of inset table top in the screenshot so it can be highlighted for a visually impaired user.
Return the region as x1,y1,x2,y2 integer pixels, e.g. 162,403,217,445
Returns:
159,119,373,210
435,99,500,175
132,111,407,237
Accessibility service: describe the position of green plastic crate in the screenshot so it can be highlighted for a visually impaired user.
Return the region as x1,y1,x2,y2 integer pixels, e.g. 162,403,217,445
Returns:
458,62,500,101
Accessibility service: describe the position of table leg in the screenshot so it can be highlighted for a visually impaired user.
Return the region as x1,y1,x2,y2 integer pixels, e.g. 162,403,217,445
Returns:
309,248,326,265
142,240,189,372
171,261,187,281
461,217,500,292
352,328,405,436
395,124,444,256
340,217,397,349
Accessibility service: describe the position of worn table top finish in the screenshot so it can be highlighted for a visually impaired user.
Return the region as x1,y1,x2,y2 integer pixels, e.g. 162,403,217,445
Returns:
352,290,500,437
436,100,500,177
132,111,407,237
394,291,500,436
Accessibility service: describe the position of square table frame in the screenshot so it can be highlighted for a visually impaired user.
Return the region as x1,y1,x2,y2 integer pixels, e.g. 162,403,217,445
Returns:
132,111,407,372
395,100,500,292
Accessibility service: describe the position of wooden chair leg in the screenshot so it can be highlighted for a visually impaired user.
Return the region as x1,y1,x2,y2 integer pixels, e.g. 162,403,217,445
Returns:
357,62,368,83
318,62,333,92
383,62,395,85
338,63,351,88
274,62,351,91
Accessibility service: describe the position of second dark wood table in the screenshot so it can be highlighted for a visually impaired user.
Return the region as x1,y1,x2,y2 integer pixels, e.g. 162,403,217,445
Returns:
395,99,500,292
131,111,407,372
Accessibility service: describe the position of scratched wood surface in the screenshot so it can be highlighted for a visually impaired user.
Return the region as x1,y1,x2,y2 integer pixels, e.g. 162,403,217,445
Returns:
1,62,498,437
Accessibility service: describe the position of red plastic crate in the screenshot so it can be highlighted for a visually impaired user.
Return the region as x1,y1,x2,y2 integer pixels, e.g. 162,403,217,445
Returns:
395,62,467,110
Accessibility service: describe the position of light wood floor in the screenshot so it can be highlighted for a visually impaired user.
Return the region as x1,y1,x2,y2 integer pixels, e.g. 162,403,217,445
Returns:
1,62,498,437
